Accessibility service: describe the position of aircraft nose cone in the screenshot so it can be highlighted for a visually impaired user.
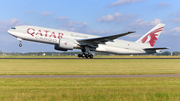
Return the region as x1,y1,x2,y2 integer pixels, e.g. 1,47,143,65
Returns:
8,29,11,33
8,27,16,35
8,29,13,35
7,29,17,37
8,29,12,34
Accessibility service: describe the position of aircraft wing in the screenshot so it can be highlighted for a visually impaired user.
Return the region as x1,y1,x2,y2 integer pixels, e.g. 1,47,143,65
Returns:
77,31,135,47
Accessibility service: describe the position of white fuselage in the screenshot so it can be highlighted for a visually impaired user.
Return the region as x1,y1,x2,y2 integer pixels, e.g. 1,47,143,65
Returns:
8,25,157,54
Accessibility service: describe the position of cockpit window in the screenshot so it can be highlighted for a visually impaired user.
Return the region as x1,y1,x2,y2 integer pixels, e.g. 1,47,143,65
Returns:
11,27,16,29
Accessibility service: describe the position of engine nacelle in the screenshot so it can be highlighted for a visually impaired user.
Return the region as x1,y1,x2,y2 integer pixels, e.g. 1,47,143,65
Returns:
54,38,76,51
54,44,67,51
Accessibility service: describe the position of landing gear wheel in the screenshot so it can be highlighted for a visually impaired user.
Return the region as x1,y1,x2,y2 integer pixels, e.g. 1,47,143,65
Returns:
85,54,89,59
78,54,81,58
78,54,82,58
89,54,93,59
78,54,85,58
19,43,22,47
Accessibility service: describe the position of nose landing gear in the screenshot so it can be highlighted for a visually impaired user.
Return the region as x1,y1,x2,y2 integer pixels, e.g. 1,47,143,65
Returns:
19,43,22,47
17,38,22,47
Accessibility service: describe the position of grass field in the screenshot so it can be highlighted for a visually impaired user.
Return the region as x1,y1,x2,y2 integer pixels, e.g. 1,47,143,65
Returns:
0,56,180,75
0,56,180,101
0,78,180,101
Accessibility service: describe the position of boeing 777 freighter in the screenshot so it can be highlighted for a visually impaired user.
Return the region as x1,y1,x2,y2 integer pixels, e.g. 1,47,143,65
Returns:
8,23,168,58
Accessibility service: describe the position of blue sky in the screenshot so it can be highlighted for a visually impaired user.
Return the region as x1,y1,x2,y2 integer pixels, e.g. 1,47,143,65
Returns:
0,0,180,53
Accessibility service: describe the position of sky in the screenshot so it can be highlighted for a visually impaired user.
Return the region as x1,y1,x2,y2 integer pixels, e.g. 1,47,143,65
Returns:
0,0,180,53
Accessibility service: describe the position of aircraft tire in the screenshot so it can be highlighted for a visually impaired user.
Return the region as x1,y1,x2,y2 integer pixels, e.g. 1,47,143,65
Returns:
78,54,82,58
89,54,93,59
85,54,89,59
19,43,22,47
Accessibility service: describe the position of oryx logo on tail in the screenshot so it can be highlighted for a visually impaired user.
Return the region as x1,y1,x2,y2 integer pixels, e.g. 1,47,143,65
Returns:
136,23,165,47
141,27,164,47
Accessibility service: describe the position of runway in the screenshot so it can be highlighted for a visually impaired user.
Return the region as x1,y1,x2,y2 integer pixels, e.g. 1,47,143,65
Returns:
0,58,180,59
0,74,180,78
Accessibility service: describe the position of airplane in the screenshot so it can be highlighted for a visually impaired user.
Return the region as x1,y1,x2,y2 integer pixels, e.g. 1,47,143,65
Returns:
8,23,168,58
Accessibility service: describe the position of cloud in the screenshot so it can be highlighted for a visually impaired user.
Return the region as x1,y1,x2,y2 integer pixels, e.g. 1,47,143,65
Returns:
59,23,109,35
57,16,69,20
63,21,82,27
40,12,54,15
59,27,67,31
108,0,144,7
97,12,137,22
0,19,24,33
59,27,77,32
169,10,180,17
85,30,110,35
156,2,171,9
177,10,180,17
162,27,180,36
59,21,88,32
170,18,180,24
170,10,180,23
79,22,88,28
0,19,25,47
121,18,162,32
0,19,24,30
150,18,162,25
173,27,180,32
128,34,141,38
130,18,162,28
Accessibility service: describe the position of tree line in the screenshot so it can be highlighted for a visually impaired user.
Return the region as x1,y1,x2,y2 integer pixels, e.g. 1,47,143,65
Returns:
0,51,179,56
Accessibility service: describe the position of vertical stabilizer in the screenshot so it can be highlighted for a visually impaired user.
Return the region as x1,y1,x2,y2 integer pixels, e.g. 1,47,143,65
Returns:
136,23,165,47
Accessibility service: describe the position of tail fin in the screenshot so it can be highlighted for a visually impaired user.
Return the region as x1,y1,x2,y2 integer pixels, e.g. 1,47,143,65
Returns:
136,23,165,47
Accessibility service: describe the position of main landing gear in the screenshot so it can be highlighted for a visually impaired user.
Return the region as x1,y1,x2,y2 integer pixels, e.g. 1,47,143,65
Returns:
78,53,93,59
78,46,93,59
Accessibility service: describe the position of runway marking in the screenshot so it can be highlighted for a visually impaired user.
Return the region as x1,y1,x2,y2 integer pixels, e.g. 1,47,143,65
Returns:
0,74,180,78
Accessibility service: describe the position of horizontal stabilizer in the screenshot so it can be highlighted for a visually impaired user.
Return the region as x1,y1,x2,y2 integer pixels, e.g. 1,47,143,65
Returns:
143,47,169,50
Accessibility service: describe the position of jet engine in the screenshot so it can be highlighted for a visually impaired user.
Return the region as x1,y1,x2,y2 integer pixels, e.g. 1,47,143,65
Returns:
54,38,77,51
